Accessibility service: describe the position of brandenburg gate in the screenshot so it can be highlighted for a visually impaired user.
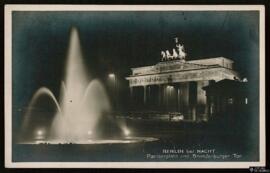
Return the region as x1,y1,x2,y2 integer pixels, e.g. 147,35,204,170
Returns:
125,38,240,121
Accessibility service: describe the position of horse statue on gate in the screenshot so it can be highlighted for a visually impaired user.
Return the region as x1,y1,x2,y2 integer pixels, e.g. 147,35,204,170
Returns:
172,48,178,59
160,37,187,62
161,51,166,61
166,50,173,60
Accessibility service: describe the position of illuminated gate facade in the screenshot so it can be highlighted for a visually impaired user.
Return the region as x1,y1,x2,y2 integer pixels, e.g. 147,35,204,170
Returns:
126,39,240,121
126,38,239,121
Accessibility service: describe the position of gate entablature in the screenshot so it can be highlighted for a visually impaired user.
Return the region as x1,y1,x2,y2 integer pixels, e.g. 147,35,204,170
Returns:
127,38,237,87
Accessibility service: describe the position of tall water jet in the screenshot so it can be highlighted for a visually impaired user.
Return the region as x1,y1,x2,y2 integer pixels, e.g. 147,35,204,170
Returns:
18,26,157,144
53,27,92,141
50,27,119,141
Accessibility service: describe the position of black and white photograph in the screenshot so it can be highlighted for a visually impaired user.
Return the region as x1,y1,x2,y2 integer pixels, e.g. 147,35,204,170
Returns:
4,5,266,168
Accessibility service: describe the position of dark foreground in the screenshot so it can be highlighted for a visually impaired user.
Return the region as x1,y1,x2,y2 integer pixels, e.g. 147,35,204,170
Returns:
12,116,259,162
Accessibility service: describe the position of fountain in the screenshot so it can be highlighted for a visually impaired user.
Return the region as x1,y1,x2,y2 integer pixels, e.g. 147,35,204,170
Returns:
18,27,157,144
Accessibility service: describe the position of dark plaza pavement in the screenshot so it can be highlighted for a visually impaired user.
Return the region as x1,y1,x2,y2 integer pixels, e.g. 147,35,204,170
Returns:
12,114,259,162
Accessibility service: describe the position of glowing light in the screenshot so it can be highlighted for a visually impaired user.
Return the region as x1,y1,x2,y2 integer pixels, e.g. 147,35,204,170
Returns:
37,130,43,136
35,129,46,140
243,78,248,82
108,73,115,78
167,86,174,89
123,129,130,136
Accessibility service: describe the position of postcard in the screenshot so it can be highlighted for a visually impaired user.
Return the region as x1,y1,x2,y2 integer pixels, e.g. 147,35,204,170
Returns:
4,5,266,168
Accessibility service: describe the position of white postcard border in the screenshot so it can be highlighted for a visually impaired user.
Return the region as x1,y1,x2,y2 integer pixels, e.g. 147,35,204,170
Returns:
4,4,266,168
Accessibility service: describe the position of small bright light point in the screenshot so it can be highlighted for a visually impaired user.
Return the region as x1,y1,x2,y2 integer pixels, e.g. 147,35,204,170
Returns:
124,129,130,136
37,130,43,136
108,73,115,78
167,86,174,89
87,130,92,135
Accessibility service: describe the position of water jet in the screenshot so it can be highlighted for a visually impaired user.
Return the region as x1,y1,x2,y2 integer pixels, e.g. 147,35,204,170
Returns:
19,27,158,144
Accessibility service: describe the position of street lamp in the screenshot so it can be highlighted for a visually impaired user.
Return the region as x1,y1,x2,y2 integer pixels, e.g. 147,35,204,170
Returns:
108,73,117,110
108,73,116,89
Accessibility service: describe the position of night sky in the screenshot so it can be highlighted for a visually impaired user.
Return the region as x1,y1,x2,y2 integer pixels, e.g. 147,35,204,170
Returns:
12,11,259,109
